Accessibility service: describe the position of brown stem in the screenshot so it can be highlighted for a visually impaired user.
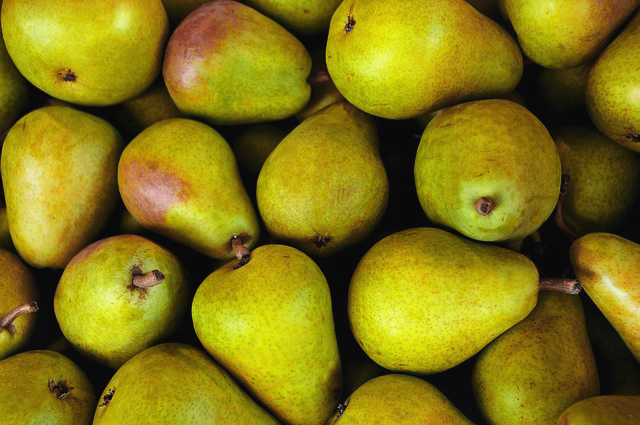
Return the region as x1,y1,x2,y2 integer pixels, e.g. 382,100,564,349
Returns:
554,174,579,241
231,235,251,268
132,270,165,288
539,278,582,295
475,197,494,216
307,69,331,86
49,379,74,399
0,301,38,334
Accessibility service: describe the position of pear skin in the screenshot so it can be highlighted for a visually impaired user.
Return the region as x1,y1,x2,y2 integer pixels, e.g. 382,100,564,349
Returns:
556,395,640,425
570,232,640,363
1,106,124,269
192,244,342,425
0,32,30,133
244,0,343,37
472,291,600,425
118,118,260,260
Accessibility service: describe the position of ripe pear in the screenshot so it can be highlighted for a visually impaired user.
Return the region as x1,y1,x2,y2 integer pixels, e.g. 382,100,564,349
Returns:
118,118,260,261
586,9,640,152
256,101,388,258
93,343,281,424
0,32,29,133
1,0,169,106
498,0,639,69
552,125,640,237
414,99,562,244
537,62,593,118
53,234,190,369
244,0,343,36
570,232,640,363
0,249,38,360
325,0,522,120
325,374,474,424
163,1,312,126
230,123,289,179
348,227,581,374
472,291,600,425
1,106,124,269
192,243,342,425
0,350,97,425
556,395,640,425
160,0,213,28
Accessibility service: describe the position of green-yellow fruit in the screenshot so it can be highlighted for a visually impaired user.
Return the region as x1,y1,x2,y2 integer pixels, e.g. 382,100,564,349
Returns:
245,0,343,36
556,395,640,425
0,33,29,133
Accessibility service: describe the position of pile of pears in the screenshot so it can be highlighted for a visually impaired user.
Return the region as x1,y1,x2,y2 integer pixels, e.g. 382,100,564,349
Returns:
1,0,640,424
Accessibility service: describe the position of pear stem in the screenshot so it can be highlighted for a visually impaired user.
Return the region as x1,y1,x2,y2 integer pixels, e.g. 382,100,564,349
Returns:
0,301,38,334
554,174,579,241
307,69,331,86
231,236,251,268
475,197,494,216
539,278,582,295
132,270,165,288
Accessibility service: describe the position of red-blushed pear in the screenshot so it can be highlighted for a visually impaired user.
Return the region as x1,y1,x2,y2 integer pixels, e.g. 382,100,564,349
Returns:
0,249,38,360
1,106,124,269
163,1,312,126
118,118,260,261
53,234,190,369
1,0,168,107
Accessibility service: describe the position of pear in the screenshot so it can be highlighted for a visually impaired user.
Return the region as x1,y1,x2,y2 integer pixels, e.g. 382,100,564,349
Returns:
0,206,14,251
0,350,97,425
256,101,388,258
0,249,39,360
163,1,312,126
325,0,522,120
118,118,260,261
498,0,639,69
53,234,190,369
244,0,343,36
1,106,124,269
1,0,169,106
472,291,600,425
348,227,581,374
556,395,640,425
230,123,289,179
586,9,640,152
537,62,593,118
0,30,30,134
570,232,640,363
93,343,281,424
160,0,213,28
552,125,640,237
414,99,562,244
192,243,342,425
325,374,474,424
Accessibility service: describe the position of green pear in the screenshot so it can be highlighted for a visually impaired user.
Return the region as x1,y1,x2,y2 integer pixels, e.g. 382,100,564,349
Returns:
118,118,260,261
163,1,312,126
325,0,522,120
53,234,190,369
414,99,562,244
325,374,474,424
0,31,30,133
192,244,342,425
244,0,343,36
1,0,169,106
498,0,639,69
1,106,124,269
256,101,388,258
160,0,213,28
341,352,386,401
0,350,97,425
586,9,640,152
537,62,593,117
0,249,38,360
0,205,14,251
472,291,600,425
93,343,281,424
556,395,640,425
552,125,640,237
570,232,640,363
230,123,289,178
348,227,581,374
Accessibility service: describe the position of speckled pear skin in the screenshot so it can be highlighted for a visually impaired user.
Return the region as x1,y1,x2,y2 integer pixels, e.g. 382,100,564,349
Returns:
556,395,640,425
1,106,124,269
414,99,562,244
163,1,312,126
192,244,342,425
245,0,343,36
552,125,640,237
348,227,540,375
325,0,522,120
0,350,97,425
325,374,475,425
118,118,260,260
570,232,640,364
1,0,168,106
498,0,639,69
0,33,29,133
0,249,38,360
256,101,388,258
472,291,600,425
93,343,281,425
586,9,640,152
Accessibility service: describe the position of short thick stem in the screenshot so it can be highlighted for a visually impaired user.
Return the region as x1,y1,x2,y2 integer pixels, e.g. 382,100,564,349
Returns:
132,270,165,288
539,278,582,295
307,70,331,86
231,236,251,268
0,301,38,333
475,197,494,216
